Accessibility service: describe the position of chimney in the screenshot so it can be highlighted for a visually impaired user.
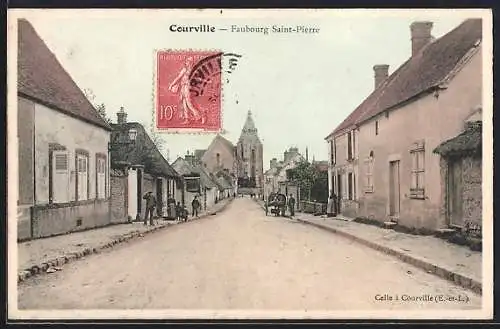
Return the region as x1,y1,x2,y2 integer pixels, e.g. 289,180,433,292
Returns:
117,106,127,124
185,151,196,166
270,158,278,169
373,64,389,89
411,21,433,56
284,151,290,163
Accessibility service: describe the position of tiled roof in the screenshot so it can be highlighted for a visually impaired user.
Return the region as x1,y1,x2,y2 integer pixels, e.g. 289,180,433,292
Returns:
110,122,179,178
433,121,481,156
215,134,235,152
326,19,482,139
17,19,111,131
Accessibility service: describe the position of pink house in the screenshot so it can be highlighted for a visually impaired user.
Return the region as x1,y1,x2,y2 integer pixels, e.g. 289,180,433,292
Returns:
325,19,483,231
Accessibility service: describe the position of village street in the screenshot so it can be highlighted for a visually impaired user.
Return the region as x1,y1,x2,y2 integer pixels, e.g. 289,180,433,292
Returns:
18,198,480,311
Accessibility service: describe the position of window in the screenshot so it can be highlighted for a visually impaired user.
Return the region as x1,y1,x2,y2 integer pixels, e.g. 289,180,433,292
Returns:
348,172,353,200
96,155,106,199
330,140,336,165
76,152,89,201
410,142,425,199
346,131,355,160
364,156,374,193
50,150,70,203
375,121,379,135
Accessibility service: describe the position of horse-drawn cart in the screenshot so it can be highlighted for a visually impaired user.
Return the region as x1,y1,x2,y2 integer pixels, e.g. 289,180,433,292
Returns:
266,193,287,217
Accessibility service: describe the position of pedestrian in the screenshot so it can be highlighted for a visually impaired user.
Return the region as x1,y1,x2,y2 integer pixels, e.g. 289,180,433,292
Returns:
167,194,176,219
288,194,296,217
327,193,337,218
191,196,201,218
143,191,157,226
175,201,182,221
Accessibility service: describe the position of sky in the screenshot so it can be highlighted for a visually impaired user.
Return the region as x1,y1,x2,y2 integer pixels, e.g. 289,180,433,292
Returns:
11,9,481,170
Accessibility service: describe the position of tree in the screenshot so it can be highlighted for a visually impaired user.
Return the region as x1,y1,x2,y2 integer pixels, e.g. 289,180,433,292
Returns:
95,103,113,124
83,88,112,124
288,160,318,201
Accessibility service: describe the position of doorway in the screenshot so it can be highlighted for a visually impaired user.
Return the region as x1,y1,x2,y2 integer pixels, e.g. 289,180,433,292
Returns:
156,178,163,217
389,160,401,217
336,173,342,212
447,158,463,226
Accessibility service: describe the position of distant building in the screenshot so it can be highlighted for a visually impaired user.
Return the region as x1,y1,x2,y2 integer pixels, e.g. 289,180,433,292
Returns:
325,19,483,230
17,19,113,240
198,110,264,195
264,147,304,199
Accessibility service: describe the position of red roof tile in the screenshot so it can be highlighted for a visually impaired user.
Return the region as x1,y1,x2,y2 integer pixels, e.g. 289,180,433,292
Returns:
325,18,482,139
17,19,111,130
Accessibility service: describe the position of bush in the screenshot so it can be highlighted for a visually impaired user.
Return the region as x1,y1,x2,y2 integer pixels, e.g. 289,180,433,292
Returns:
447,232,468,246
468,237,482,251
353,217,384,228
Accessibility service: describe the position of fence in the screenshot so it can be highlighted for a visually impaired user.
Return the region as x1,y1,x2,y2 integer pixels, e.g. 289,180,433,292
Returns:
300,200,327,214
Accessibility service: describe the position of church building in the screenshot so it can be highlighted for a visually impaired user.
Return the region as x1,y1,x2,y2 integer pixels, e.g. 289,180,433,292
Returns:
197,110,264,194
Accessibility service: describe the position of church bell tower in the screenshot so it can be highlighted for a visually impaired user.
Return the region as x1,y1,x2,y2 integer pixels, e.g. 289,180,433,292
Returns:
236,110,264,189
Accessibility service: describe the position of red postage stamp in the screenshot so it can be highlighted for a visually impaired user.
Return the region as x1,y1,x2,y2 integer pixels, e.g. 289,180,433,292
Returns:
155,50,222,132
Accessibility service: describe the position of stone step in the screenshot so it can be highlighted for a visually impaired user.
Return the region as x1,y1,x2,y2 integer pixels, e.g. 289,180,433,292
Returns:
383,221,397,229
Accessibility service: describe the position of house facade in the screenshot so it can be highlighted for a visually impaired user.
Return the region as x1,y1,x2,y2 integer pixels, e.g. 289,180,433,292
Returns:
172,155,218,214
109,108,181,222
17,19,112,240
196,111,264,195
264,147,304,204
325,19,483,230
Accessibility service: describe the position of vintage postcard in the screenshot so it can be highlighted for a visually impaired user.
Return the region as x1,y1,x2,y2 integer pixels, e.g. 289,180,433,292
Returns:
7,8,493,320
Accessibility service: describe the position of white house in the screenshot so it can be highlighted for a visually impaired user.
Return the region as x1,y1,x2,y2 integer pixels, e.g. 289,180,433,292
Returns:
17,19,112,239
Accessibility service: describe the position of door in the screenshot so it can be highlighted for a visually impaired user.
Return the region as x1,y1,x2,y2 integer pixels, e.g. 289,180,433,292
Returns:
448,158,463,226
137,169,143,218
389,161,401,217
128,169,138,219
156,178,163,217
336,173,342,212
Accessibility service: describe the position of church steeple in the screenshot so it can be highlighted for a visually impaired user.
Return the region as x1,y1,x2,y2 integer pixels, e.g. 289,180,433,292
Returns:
242,110,257,134
239,110,260,143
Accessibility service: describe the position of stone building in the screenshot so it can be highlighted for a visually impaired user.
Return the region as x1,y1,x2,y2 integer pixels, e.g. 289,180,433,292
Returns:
264,147,304,202
434,113,482,232
109,108,181,222
325,19,483,230
17,19,112,240
236,110,264,191
196,110,264,195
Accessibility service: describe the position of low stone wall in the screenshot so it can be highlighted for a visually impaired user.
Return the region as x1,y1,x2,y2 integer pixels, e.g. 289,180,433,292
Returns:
300,201,326,214
31,199,111,239
110,175,128,224
17,205,32,241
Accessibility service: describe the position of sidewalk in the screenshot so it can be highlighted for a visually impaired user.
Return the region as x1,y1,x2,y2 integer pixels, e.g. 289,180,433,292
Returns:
255,199,482,295
17,198,233,282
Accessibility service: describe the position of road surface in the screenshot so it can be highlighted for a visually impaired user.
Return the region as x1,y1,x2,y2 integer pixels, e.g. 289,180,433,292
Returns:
18,198,480,310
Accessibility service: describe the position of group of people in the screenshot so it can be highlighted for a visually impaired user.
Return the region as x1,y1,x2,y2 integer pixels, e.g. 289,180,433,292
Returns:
266,193,296,218
141,191,203,225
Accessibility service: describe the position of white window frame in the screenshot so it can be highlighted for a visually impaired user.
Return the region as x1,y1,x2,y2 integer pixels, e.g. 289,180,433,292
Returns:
364,156,374,193
76,152,89,201
410,141,425,199
51,149,70,203
96,154,107,200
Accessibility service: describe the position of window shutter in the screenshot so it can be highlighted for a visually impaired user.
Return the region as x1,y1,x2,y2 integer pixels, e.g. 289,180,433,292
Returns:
97,158,106,199
52,151,69,203
77,154,89,201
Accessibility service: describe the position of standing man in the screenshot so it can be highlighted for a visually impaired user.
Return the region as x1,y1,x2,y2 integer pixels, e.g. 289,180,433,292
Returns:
143,191,157,226
191,196,201,218
288,194,296,217
327,193,337,218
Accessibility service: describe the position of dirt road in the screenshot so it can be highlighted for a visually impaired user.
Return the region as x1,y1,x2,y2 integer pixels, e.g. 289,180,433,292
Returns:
18,198,480,310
